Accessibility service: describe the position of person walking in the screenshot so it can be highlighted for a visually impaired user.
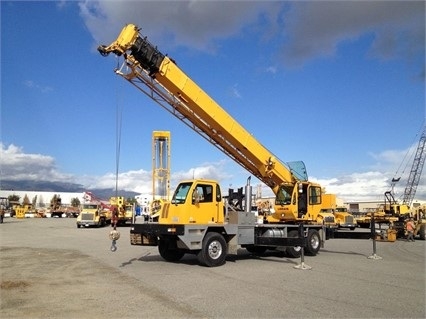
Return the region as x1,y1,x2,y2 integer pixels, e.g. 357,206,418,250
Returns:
406,217,416,242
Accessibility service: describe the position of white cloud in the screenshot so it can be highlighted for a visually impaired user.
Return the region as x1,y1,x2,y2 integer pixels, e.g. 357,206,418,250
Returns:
313,143,426,203
173,159,233,182
80,1,274,52
2,136,425,202
280,1,425,68
0,143,72,181
24,80,53,93
315,171,390,202
79,169,152,194
82,1,424,72
265,66,277,74
318,170,426,204
72,159,234,196
230,84,242,99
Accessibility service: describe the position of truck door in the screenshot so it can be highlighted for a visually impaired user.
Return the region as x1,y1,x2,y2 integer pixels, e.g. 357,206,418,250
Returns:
308,185,322,216
191,182,221,224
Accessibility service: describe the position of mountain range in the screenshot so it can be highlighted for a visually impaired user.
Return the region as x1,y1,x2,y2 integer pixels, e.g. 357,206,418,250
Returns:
0,180,139,199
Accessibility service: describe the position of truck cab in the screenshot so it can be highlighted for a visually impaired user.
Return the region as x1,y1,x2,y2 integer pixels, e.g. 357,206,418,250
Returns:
77,203,111,228
334,207,357,230
159,179,224,225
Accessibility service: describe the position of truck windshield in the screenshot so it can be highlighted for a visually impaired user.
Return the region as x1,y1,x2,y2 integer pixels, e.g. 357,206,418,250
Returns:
172,182,193,204
83,204,98,209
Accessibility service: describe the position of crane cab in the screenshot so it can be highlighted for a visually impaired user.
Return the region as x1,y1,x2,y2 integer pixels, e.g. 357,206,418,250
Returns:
270,182,324,224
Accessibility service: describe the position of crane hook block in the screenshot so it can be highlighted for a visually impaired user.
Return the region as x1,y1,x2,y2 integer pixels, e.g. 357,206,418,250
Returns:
109,230,121,252
109,229,121,240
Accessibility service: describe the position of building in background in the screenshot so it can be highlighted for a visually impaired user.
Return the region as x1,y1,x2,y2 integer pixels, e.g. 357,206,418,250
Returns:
0,190,85,208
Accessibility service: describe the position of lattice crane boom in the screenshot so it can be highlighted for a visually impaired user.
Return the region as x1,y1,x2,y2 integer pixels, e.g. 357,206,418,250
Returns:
402,125,426,206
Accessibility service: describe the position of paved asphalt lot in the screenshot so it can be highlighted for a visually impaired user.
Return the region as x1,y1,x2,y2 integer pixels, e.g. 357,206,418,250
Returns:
0,217,425,319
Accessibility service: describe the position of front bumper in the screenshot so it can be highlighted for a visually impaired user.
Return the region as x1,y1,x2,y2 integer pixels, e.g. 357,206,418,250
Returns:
130,223,185,246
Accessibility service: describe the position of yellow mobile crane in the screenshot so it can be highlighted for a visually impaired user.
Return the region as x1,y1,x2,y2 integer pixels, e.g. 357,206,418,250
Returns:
99,24,334,266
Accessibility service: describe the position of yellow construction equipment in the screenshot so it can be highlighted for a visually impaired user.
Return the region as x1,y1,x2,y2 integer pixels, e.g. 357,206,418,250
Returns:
380,125,426,240
150,131,171,221
109,196,134,226
98,24,357,266
12,203,33,219
98,24,334,225
321,194,356,230
77,192,112,228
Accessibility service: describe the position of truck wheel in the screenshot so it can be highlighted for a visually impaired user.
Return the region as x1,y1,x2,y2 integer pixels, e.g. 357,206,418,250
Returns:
197,232,227,267
158,239,185,262
305,229,321,256
419,224,425,240
286,230,301,258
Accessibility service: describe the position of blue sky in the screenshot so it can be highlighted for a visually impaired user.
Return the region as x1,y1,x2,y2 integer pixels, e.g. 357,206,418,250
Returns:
1,1,425,203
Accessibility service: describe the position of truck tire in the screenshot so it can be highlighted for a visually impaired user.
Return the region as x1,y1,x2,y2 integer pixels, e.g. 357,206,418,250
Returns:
158,239,185,262
419,224,425,240
197,232,227,267
305,229,321,256
286,230,301,258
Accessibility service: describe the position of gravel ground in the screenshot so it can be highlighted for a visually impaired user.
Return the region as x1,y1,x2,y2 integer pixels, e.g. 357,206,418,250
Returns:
0,217,425,319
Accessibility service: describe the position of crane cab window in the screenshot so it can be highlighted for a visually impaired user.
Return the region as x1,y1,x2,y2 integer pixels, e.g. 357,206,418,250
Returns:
309,186,322,205
193,184,214,203
276,187,292,205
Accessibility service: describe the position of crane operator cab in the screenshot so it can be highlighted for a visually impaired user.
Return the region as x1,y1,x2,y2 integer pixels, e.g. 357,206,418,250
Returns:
271,182,322,223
